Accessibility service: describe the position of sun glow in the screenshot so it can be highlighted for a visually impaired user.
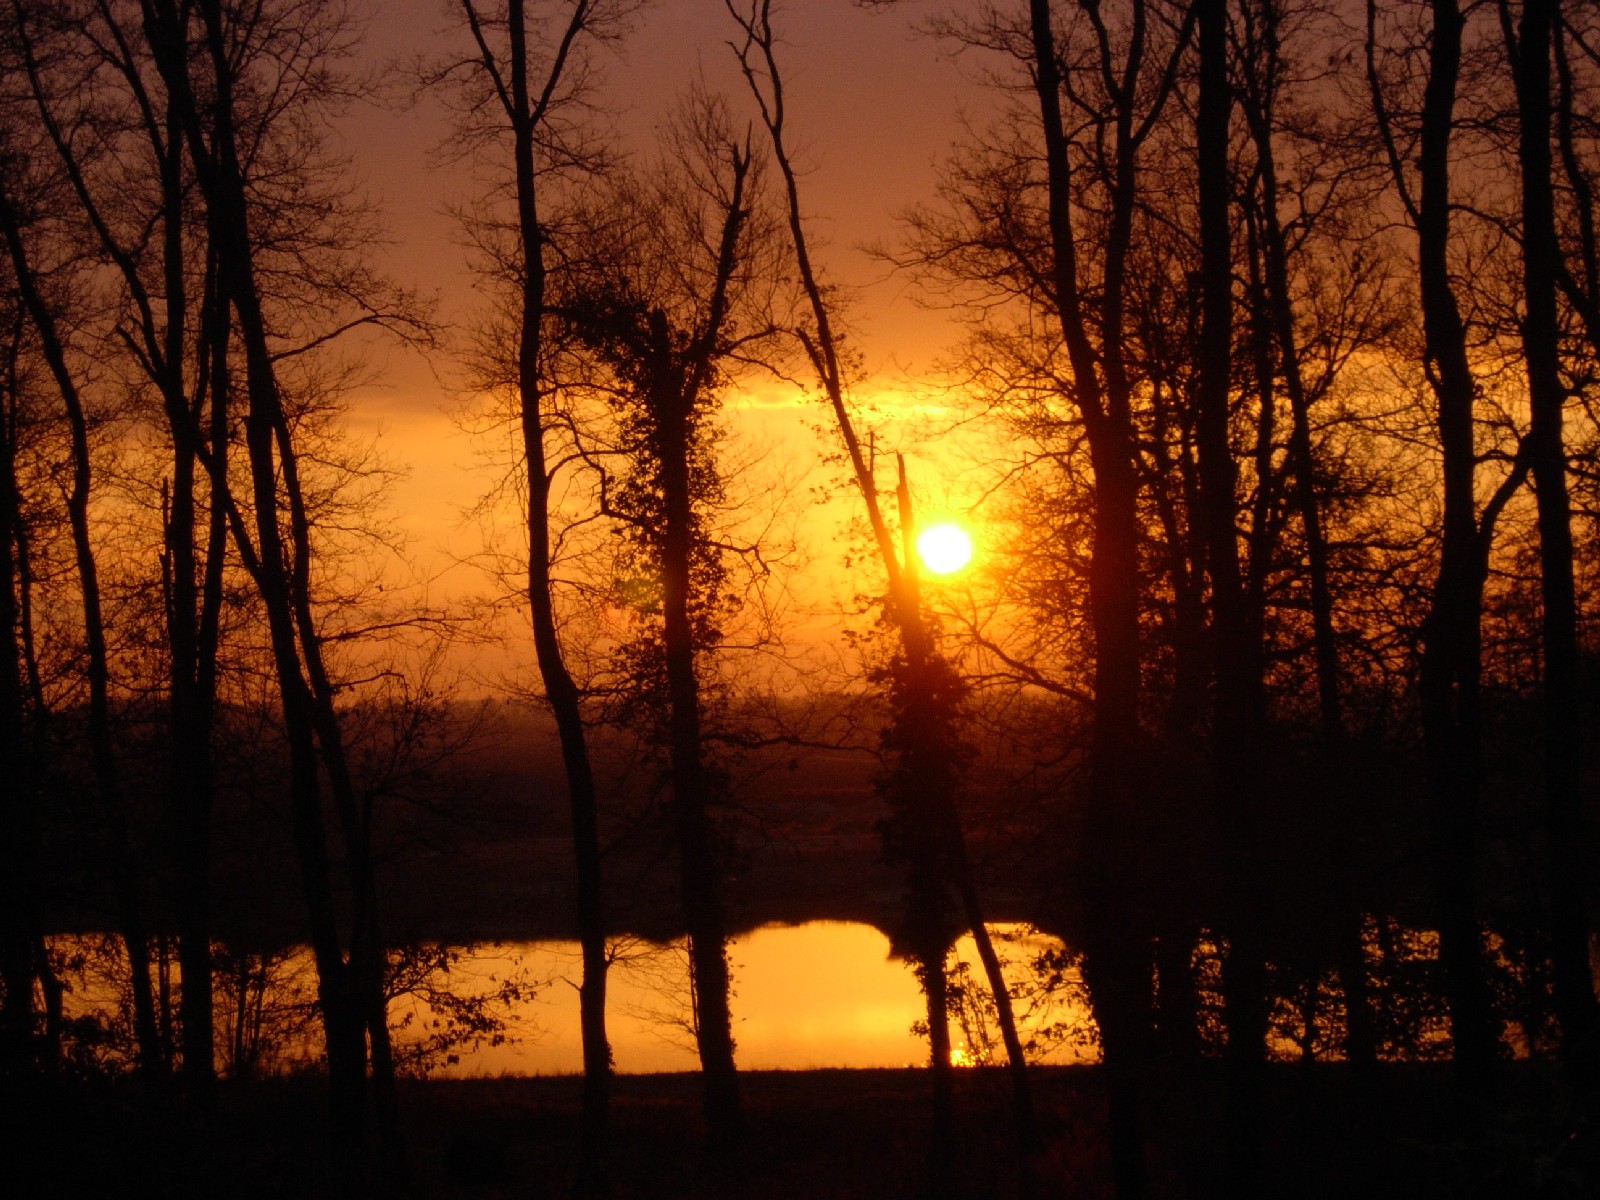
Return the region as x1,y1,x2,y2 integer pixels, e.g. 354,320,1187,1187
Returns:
916,522,973,576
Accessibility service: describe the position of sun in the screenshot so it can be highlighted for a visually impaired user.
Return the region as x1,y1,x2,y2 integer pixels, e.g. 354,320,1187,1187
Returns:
916,522,973,576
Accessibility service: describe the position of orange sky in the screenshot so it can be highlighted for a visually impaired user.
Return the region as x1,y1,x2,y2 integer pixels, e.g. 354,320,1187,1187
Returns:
325,1,1003,672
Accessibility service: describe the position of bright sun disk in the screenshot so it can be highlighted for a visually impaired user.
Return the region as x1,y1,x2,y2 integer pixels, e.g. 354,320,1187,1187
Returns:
916,522,973,576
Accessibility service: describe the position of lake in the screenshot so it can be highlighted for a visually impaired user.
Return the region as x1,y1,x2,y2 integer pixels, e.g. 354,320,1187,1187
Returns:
51,920,1098,1077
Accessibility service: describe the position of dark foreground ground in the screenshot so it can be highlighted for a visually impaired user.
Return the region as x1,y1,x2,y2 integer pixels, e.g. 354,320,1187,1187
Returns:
9,1063,1598,1199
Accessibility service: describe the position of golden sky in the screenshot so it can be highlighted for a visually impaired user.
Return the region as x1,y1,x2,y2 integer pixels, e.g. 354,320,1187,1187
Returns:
328,1,1001,668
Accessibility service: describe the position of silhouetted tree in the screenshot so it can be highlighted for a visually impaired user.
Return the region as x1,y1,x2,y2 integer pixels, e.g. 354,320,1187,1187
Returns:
143,0,427,1177
442,1,641,1188
9,0,233,1097
0,82,164,1081
0,268,44,1078
560,103,787,1149
726,5,1040,1189
1367,0,1523,1085
921,5,1198,1195
1501,0,1598,1081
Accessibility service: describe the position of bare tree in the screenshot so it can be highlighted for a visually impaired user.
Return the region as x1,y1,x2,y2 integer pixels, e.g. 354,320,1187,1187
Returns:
1366,0,1525,1085
10,0,233,1096
142,0,428,1176
0,75,164,1079
0,264,45,1078
437,0,640,1188
939,5,1196,1195
1500,0,1598,1081
725,6,1041,1189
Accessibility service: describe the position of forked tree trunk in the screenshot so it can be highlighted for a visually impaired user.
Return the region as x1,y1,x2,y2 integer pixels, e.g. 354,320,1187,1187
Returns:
145,0,373,1167
1407,0,1502,1085
467,2,617,1183
1027,1,1162,1193
1509,0,1597,1081
509,0,614,1179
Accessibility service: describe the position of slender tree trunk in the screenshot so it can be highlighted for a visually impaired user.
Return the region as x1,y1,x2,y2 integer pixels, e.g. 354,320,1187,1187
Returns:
1510,0,1598,1081
731,5,1041,1170
0,182,163,1081
168,136,223,1109
498,1,614,1184
954,879,1037,1156
1027,1,1160,1193
145,0,371,1163
1193,1,1270,1191
175,242,231,1103
1406,0,1502,1085
0,329,39,1077
919,942,956,1199
278,414,400,1169
1239,0,1374,1073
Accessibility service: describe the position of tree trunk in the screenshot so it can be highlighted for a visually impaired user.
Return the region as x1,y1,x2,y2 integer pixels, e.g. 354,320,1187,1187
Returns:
1027,1,1159,1193
955,881,1037,1157
176,241,231,1102
500,2,614,1183
1408,0,1501,1085
657,373,744,1147
919,944,956,1200
732,5,1038,1173
1510,0,1597,1081
0,180,163,1081
145,0,373,1164
170,128,225,1109
1194,0,1270,1191
0,324,40,1078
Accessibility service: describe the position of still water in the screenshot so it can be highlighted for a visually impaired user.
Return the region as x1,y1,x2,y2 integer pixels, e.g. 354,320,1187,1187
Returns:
53,921,1095,1077
55,918,1508,1073
397,921,1096,1076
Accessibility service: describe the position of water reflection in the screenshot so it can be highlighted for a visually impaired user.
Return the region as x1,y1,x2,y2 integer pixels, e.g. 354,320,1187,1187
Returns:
55,917,1502,1076
398,921,1097,1076
50,921,1095,1076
